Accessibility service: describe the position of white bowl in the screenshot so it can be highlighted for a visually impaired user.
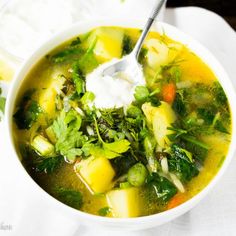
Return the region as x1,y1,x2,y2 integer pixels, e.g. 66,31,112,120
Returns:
5,18,236,231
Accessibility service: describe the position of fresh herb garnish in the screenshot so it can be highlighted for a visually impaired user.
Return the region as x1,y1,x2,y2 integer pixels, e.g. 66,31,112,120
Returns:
50,48,84,63
77,36,99,74
134,86,160,106
13,89,42,129
91,115,130,159
49,36,83,63
71,62,86,97
146,173,177,202
172,93,186,116
20,143,62,174
168,144,199,182
35,156,63,173
51,110,87,162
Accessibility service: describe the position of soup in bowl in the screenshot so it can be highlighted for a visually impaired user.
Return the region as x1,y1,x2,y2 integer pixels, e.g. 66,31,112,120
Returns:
5,19,236,229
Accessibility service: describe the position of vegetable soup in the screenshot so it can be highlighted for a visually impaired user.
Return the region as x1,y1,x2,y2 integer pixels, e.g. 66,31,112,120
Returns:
13,27,231,218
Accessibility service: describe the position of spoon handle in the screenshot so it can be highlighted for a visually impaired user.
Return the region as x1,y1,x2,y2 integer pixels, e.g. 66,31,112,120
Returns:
132,0,166,59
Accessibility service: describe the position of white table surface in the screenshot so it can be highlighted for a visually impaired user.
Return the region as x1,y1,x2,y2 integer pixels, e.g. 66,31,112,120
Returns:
0,6,236,236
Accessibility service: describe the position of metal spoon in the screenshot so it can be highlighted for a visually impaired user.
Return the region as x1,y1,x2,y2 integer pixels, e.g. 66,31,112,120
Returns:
102,0,166,77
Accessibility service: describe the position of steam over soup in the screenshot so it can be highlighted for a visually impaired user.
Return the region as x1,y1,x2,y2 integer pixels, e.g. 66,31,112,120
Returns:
13,27,231,218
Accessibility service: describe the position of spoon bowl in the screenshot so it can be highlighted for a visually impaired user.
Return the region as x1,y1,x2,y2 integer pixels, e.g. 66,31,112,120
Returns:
101,0,166,78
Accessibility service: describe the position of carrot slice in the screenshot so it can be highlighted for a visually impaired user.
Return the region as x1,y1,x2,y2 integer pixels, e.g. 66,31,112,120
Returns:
167,193,186,210
162,83,176,104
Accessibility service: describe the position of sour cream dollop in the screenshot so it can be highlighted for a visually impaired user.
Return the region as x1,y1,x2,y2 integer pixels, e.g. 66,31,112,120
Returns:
86,58,145,108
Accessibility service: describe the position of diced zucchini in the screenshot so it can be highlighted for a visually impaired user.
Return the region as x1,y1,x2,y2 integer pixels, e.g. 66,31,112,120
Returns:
74,156,115,194
106,187,140,218
31,135,55,157
86,27,124,61
38,74,65,115
142,102,176,148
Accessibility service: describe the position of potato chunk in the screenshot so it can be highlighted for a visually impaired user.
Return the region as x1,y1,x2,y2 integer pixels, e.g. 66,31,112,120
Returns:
145,39,169,69
38,73,65,115
74,156,115,194
106,187,140,218
142,102,176,148
86,27,124,61
144,38,183,69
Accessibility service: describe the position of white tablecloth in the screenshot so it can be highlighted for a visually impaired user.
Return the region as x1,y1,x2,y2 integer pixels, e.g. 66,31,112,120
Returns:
0,5,236,236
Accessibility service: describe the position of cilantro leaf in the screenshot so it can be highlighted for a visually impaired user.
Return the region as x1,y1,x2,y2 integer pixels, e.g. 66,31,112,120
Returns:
92,115,130,159
89,139,130,160
103,139,130,154
64,148,83,161
80,91,95,105
90,146,120,159
51,110,86,162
